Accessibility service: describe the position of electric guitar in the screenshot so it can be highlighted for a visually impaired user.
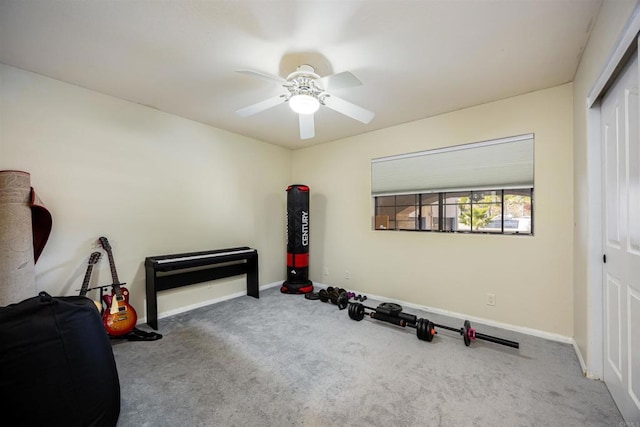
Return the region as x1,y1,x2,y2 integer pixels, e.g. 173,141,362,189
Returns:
79,251,103,312
98,236,137,336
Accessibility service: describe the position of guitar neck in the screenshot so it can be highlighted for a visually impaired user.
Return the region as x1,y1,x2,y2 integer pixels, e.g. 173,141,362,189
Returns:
79,265,94,296
105,250,122,294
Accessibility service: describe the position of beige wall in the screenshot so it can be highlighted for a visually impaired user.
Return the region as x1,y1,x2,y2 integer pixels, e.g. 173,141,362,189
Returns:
293,84,574,336
0,64,291,319
3,0,630,342
573,0,638,372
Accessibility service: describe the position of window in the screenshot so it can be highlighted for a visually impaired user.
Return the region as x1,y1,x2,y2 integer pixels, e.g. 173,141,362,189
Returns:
371,134,534,235
373,189,533,235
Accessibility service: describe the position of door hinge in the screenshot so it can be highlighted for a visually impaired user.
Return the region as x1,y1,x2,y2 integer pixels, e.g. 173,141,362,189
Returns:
603,254,607,263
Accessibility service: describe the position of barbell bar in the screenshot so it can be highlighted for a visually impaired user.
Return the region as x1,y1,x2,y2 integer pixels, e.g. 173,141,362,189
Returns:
348,302,519,349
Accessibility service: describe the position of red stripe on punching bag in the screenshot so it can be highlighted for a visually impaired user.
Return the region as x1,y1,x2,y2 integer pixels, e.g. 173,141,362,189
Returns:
287,253,309,267
286,185,308,192
294,253,308,267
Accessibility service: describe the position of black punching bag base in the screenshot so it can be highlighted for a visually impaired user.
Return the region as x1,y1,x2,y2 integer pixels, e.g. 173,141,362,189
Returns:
281,280,314,294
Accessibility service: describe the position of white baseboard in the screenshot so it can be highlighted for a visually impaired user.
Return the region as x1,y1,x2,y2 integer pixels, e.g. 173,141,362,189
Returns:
572,339,589,376
143,281,575,348
315,283,590,374
138,281,282,325
313,282,575,345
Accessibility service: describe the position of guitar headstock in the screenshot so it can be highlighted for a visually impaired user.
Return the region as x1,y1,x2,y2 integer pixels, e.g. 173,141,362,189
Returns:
88,251,101,265
98,236,111,252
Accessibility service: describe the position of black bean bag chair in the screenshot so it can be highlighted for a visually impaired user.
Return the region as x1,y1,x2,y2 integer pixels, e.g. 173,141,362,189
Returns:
0,292,120,426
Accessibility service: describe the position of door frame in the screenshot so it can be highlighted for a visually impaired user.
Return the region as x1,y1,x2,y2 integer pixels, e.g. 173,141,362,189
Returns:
586,5,640,379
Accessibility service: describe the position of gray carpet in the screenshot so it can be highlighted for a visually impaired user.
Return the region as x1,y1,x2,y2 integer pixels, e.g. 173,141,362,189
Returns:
112,287,622,426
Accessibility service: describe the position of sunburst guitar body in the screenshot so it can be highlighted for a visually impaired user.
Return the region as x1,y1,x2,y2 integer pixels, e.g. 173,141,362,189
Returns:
99,236,138,336
102,286,137,336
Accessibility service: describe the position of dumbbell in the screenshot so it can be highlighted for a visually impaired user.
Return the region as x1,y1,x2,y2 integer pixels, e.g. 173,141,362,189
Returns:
348,302,436,342
345,291,367,302
318,287,349,310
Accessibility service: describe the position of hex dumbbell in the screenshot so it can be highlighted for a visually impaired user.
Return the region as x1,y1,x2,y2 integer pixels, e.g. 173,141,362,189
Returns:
318,287,349,310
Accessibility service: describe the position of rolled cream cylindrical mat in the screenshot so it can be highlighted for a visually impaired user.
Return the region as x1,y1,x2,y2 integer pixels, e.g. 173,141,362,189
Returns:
0,170,37,306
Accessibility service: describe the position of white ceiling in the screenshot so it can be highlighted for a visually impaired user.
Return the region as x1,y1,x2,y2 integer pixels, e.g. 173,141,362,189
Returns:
0,0,602,149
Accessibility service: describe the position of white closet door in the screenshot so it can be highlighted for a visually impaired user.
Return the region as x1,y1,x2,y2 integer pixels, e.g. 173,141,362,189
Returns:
601,44,640,422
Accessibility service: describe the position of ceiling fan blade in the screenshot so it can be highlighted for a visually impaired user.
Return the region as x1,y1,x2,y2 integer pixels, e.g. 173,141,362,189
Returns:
317,71,362,92
236,69,286,85
298,113,315,140
322,94,375,124
236,95,287,117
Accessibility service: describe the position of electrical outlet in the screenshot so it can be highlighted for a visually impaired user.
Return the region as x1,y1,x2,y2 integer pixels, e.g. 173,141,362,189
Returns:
487,293,496,306
344,270,350,280
323,267,329,276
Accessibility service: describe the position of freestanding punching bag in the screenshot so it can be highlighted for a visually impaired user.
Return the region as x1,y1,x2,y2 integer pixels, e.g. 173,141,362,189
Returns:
281,185,314,294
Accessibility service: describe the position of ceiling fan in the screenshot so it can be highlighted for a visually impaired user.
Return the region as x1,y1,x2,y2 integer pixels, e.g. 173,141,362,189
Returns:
235,65,375,140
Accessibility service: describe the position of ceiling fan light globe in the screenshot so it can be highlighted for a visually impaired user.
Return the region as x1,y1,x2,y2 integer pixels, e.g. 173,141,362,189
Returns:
289,94,319,115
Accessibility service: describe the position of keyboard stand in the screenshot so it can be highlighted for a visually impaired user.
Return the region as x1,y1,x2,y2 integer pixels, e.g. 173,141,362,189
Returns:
144,247,258,330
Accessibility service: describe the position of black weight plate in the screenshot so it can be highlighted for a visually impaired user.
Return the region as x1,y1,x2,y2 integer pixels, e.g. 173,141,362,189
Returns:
347,303,356,319
348,303,365,321
304,292,321,300
426,321,435,342
327,289,338,304
337,292,349,310
318,289,329,303
463,320,471,346
377,302,402,317
416,318,427,341
416,318,435,342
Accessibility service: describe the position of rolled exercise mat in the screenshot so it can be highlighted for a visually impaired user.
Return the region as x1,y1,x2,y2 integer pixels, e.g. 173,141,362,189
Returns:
0,170,37,305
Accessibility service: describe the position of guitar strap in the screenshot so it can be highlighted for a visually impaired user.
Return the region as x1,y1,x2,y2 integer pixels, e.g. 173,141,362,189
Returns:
121,327,162,342
29,188,52,263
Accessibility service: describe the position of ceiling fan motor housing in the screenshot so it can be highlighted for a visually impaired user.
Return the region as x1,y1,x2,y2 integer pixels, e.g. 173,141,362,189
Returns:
286,66,324,101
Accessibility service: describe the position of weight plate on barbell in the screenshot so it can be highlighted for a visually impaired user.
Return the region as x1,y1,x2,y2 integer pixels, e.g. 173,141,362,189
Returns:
426,320,435,342
318,289,329,303
463,320,471,346
416,318,428,341
416,318,435,342
348,303,365,321
377,302,403,317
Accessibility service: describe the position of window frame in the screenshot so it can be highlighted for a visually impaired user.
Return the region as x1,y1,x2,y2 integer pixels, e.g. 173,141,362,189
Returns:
373,188,534,236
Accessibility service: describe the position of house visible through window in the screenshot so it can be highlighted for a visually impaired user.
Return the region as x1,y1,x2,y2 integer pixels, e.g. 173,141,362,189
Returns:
371,134,534,235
